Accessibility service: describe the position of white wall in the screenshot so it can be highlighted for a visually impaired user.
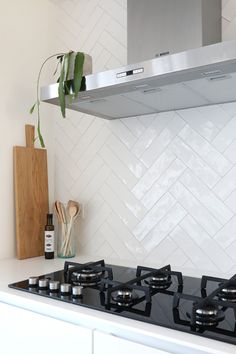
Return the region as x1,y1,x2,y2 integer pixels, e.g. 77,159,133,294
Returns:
52,0,236,274
0,0,57,259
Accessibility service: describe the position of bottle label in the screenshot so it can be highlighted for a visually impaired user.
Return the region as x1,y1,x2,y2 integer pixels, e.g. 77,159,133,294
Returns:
45,231,54,252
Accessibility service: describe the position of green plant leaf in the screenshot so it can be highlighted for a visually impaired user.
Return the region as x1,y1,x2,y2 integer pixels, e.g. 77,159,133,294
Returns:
29,102,36,114
64,53,69,81
74,52,84,98
65,51,73,80
58,54,67,118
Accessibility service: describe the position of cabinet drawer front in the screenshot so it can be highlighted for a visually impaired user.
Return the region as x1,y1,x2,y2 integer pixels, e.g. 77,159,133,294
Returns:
94,331,173,354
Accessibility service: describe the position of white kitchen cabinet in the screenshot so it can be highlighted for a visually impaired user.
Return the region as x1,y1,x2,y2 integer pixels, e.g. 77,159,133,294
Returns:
0,302,92,354
93,330,174,354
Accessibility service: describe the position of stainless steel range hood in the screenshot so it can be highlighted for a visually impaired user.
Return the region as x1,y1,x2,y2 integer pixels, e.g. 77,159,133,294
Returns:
41,1,236,119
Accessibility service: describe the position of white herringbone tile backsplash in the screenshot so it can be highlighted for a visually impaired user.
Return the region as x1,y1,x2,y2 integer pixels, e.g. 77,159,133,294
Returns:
52,0,236,273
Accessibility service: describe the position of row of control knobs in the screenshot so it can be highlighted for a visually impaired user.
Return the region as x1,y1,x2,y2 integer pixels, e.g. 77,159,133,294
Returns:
28,277,83,297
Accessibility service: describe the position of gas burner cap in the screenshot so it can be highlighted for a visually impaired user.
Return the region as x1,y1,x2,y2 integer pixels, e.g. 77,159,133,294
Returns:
117,289,132,298
196,305,218,316
71,267,103,286
218,284,236,302
195,320,218,327
112,288,138,307
152,274,169,282
218,296,236,302
75,268,102,278
187,304,225,327
145,273,172,290
221,285,236,294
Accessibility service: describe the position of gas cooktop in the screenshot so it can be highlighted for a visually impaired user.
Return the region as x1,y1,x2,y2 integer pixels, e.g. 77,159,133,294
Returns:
8,260,236,346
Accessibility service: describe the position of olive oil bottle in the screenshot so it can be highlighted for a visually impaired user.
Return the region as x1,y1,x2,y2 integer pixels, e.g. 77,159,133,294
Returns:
44,213,54,259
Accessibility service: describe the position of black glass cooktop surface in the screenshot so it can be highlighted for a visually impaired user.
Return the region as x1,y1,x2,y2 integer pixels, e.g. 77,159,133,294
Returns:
8,260,236,346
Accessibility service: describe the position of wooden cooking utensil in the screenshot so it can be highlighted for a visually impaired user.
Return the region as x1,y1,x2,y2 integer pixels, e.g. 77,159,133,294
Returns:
13,124,49,259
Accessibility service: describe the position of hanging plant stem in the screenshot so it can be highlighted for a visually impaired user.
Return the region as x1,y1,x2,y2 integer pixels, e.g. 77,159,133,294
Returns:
30,52,66,147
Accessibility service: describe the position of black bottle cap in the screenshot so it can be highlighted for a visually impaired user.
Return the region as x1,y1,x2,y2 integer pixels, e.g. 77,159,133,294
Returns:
46,213,53,225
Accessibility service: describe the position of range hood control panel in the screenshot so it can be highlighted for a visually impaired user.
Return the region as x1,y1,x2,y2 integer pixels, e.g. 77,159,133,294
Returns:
116,67,144,78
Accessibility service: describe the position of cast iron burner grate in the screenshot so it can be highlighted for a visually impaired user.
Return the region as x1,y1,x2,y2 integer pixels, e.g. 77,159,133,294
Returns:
173,273,236,336
100,264,183,313
64,260,113,286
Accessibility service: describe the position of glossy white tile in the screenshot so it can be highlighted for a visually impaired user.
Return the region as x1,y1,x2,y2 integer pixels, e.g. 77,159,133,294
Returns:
213,165,236,200
107,119,137,149
70,156,104,197
170,226,217,271
133,193,176,241
180,170,233,225
107,213,146,260
141,159,186,209
107,134,146,178
122,116,146,138
143,237,177,264
99,183,139,230
177,107,219,142
140,114,185,167
132,112,173,158
106,173,147,219
214,215,236,249
132,149,175,200
99,144,138,189
170,137,220,188
212,115,236,153
225,189,236,213
143,203,186,253
179,125,232,176
180,215,234,272
223,139,236,163
71,119,105,162
170,182,221,235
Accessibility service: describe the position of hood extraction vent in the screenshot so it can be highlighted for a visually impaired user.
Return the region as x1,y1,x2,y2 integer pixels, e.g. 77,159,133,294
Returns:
41,1,236,119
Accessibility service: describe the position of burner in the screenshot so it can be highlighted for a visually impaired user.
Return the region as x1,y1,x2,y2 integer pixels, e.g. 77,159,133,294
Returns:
187,304,225,327
111,288,138,307
196,305,218,316
216,284,236,302
145,273,172,290
71,268,103,286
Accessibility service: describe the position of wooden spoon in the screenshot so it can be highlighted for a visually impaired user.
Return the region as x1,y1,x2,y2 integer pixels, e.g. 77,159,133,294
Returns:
59,202,66,224
63,203,80,256
54,201,62,222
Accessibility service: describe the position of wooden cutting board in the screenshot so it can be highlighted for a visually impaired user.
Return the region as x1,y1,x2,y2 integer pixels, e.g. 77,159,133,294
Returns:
13,125,49,259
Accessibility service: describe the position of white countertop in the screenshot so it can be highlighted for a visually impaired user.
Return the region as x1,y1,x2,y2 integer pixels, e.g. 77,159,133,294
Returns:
0,255,235,354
